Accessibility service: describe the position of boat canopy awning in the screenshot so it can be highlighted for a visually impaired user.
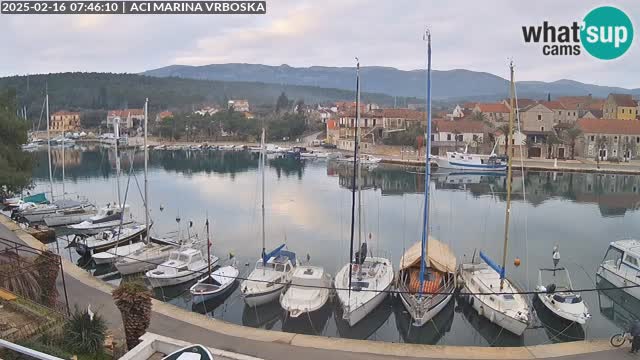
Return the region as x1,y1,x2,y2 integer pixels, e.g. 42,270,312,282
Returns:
399,237,456,273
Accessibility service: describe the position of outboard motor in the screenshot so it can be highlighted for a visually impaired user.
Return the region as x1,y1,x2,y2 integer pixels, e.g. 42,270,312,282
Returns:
546,283,556,294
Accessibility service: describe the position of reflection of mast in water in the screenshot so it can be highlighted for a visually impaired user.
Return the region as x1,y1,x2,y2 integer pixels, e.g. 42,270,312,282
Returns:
393,297,454,344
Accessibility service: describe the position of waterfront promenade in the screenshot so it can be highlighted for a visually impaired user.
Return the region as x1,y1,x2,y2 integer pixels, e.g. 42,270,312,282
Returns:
0,216,635,360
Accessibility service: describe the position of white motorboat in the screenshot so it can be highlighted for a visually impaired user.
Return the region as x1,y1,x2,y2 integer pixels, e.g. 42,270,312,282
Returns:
92,242,146,265
75,223,146,256
335,254,394,327
458,63,530,336
190,264,239,303
432,144,506,172
280,265,332,318
146,245,218,288
397,32,457,327
43,203,98,227
597,239,640,300
162,344,213,360
536,267,590,324
241,246,299,307
459,253,530,336
68,204,134,234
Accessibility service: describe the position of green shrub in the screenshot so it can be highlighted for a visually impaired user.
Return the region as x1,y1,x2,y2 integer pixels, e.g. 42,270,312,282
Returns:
63,306,107,355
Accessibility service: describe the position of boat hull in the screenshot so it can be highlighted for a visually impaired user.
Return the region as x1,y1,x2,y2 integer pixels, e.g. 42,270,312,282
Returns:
433,156,506,171
398,291,453,327
242,284,285,307
75,228,146,256
44,211,97,227
92,242,146,265
597,264,640,300
68,219,134,235
536,293,589,325
147,268,205,288
191,266,239,304
342,282,390,327
461,283,528,335
115,248,172,276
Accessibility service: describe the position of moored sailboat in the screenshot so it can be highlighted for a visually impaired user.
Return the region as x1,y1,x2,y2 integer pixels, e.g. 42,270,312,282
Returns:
241,128,299,307
335,59,394,327
458,62,530,336
397,30,456,327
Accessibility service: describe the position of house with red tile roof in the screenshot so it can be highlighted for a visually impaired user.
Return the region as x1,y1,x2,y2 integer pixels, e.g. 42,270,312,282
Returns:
431,119,487,154
576,118,640,160
604,94,638,120
50,111,81,132
472,103,510,123
107,109,144,129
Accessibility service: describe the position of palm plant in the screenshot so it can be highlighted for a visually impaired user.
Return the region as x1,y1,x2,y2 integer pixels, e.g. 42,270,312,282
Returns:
524,138,536,158
595,135,608,166
544,133,560,159
63,306,107,355
34,250,59,308
0,251,41,302
562,126,582,160
497,123,512,156
112,280,152,350
471,111,487,122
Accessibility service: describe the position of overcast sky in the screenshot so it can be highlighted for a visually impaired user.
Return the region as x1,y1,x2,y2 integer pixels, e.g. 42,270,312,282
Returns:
1,0,638,88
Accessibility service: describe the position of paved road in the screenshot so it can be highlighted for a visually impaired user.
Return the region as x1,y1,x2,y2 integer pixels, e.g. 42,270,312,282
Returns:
0,221,636,360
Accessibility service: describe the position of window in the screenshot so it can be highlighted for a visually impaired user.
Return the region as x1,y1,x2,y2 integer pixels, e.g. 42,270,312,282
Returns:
541,126,545,131
447,134,451,141
456,134,464,141
538,114,542,121
473,134,479,141
431,134,435,141
590,135,595,141
558,111,562,115
614,136,618,143
625,254,639,268
636,137,639,144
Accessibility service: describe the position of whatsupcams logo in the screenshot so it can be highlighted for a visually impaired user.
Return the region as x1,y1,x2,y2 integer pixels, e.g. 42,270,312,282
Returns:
522,6,634,60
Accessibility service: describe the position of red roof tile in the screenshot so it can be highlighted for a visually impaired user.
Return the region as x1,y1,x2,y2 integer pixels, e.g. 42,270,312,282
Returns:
109,109,144,117
435,119,485,133
609,94,636,107
539,101,566,110
577,118,640,135
475,103,509,113
380,108,426,120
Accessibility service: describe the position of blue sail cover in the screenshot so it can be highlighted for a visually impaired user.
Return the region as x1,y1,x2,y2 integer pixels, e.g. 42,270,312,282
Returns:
24,192,49,204
480,251,505,279
262,243,286,264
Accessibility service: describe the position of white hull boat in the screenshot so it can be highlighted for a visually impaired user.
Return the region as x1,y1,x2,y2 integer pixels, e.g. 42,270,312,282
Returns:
75,223,146,256
280,265,332,318
335,256,394,327
68,204,133,234
92,242,146,265
146,246,218,288
597,239,640,300
19,200,86,223
114,241,178,275
190,265,239,303
43,204,98,227
241,246,299,307
433,151,506,172
459,257,529,336
162,344,213,360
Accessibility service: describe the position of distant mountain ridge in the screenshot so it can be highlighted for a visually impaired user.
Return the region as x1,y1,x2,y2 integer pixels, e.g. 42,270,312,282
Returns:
143,63,640,101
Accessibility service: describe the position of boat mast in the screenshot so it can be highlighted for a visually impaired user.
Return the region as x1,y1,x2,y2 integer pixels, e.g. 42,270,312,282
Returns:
45,88,54,202
206,218,212,275
114,118,122,205
260,127,266,264
356,60,363,252
347,59,360,294
500,61,516,290
61,124,65,199
144,99,150,245
419,30,432,296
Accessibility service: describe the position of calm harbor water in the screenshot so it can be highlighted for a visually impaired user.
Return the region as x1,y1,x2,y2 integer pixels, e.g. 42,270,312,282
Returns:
28,146,640,346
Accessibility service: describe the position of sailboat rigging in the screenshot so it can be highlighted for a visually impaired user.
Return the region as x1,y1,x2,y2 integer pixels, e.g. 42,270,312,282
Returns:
335,58,394,327
241,127,299,307
458,61,530,336
397,30,457,327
